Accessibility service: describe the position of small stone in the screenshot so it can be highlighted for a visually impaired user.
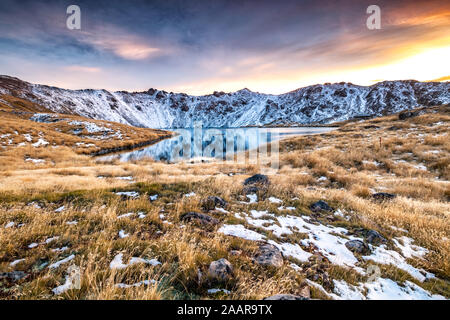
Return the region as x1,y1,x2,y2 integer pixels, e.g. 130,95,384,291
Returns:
201,196,227,211
309,200,332,212
180,212,219,226
345,240,370,255
243,174,269,186
263,294,309,300
208,258,233,281
372,192,396,201
254,243,283,268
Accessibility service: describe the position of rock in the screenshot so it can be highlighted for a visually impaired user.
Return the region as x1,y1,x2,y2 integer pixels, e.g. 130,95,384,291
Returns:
208,258,233,281
254,243,283,268
243,186,259,195
0,271,27,281
309,200,332,212
263,294,309,300
372,192,396,201
399,111,418,120
180,212,219,226
366,230,387,245
201,196,227,211
243,174,269,186
345,240,370,255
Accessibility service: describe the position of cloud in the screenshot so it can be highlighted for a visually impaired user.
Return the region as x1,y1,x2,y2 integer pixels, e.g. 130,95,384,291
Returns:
77,27,163,60
64,65,101,73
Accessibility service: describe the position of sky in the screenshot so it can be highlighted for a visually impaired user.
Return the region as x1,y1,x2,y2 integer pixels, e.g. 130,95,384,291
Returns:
0,0,449,95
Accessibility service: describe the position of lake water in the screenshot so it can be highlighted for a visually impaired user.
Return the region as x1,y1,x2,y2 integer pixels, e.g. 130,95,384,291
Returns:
99,127,335,163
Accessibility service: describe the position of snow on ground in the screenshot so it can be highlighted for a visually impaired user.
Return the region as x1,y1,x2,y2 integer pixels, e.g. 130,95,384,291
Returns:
68,120,112,133
25,158,45,164
362,245,434,282
245,194,258,204
268,197,283,204
10,259,25,267
49,254,75,269
54,205,65,213
393,236,428,259
218,224,266,241
219,207,442,299
115,191,140,198
109,253,161,270
52,275,75,295
118,230,129,239
32,138,49,147
333,278,445,300
115,280,156,288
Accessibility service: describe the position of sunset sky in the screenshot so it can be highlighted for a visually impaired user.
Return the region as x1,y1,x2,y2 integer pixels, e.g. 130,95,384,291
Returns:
0,0,449,95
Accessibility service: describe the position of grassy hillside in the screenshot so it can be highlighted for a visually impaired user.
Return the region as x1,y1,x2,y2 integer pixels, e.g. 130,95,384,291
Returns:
0,105,448,300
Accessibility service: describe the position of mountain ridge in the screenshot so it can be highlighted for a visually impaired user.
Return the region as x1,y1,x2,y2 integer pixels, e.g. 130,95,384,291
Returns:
0,75,449,128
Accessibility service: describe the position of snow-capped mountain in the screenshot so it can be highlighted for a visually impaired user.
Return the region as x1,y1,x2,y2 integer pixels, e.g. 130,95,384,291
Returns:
0,75,449,128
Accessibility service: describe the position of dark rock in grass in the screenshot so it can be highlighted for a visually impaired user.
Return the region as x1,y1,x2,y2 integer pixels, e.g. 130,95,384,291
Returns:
180,212,219,226
353,228,387,245
345,240,371,255
372,192,396,201
254,243,283,268
263,294,309,300
366,230,387,245
243,174,269,186
208,258,233,281
399,111,419,120
0,271,27,281
201,196,227,211
243,186,259,195
309,200,332,213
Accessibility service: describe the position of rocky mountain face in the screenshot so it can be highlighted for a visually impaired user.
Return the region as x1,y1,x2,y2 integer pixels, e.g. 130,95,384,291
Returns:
0,75,449,128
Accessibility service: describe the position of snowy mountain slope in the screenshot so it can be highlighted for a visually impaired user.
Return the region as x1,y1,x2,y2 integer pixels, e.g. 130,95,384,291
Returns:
0,75,449,128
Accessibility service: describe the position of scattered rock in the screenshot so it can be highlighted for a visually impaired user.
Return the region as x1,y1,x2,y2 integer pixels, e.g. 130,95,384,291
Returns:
180,212,219,227
263,294,309,300
254,243,283,268
372,192,396,201
201,196,227,211
243,174,269,186
208,258,233,281
0,271,27,281
243,186,259,195
366,230,387,245
309,200,332,212
399,111,419,120
345,240,370,255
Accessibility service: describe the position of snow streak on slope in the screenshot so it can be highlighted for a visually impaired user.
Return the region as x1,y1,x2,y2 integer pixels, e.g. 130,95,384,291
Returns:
1,76,449,128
